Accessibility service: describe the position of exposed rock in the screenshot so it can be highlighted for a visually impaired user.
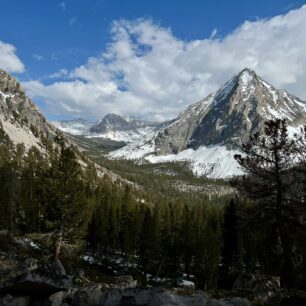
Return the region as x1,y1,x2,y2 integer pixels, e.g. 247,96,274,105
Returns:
0,295,30,306
110,68,306,178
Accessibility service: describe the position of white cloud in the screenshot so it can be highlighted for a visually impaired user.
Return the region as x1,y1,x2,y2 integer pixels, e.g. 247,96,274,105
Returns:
0,40,25,73
24,5,306,121
48,68,69,79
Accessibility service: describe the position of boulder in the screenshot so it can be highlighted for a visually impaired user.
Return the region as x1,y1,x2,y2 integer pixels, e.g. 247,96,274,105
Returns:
233,273,280,303
0,255,71,298
100,288,208,306
206,297,251,306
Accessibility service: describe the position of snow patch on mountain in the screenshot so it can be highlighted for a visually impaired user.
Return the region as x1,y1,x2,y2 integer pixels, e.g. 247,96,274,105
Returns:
147,145,242,178
0,90,14,100
53,114,164,143
87,126,156,143
111,140,242,178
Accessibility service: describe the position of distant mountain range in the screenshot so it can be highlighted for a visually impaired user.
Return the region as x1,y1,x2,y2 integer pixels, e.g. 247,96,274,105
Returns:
110,68,306,178
52,113,169,143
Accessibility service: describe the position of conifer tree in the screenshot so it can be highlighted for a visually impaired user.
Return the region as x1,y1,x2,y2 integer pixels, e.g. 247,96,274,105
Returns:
233,119,303,288
46,144,89,258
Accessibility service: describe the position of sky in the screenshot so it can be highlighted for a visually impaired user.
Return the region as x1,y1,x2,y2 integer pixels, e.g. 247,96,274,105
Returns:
1,0,306,121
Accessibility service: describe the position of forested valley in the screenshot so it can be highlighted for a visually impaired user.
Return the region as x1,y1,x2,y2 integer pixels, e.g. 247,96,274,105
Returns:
1,119,306,304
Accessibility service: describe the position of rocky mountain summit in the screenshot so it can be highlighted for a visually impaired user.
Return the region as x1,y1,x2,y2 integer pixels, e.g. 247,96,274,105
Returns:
154,68,306,154
110,68,306,178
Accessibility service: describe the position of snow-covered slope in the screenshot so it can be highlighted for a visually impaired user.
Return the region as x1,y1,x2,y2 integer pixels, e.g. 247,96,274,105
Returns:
52,118,92,135
110,68,306,178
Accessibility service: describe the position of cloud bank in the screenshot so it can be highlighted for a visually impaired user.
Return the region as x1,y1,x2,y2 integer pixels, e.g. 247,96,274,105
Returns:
0,40,25,73
21,4,306,120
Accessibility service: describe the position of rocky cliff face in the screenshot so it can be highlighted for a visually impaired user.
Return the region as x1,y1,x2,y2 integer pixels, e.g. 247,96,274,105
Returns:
154,68,306,154
0,69,57,149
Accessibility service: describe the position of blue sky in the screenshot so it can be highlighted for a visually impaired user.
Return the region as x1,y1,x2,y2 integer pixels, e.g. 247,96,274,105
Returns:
1,0,306,121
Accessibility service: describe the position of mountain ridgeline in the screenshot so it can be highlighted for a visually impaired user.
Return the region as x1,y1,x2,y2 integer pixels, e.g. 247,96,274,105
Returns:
111,68,306,178
154,68,306,153
0,68,122,181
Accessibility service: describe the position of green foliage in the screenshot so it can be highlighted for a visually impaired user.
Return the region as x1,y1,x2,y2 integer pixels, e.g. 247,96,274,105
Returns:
233,119,306,289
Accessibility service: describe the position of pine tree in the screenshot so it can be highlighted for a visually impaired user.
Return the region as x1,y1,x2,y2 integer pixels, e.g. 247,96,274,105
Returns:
45,144,89,258
233,119,303,288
